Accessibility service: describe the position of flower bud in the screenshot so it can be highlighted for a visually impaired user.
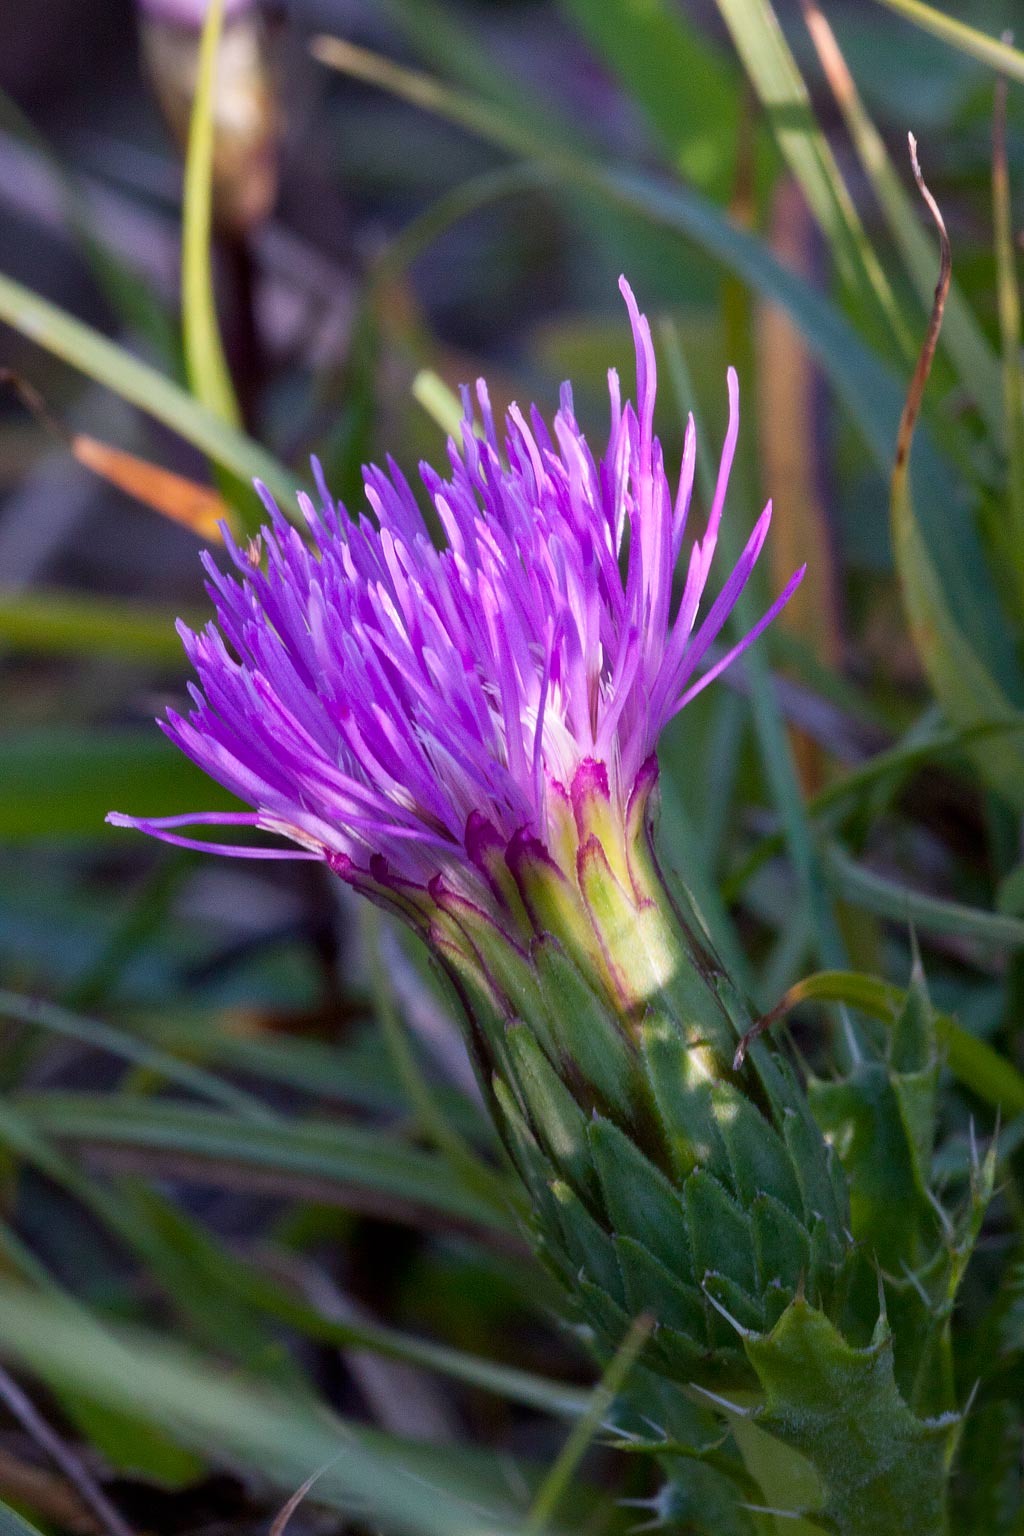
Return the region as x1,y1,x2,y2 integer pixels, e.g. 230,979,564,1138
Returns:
137,0,280,233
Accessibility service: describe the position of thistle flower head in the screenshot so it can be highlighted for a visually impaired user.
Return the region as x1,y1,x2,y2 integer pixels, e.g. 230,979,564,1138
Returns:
108,284,851,1383
110,279,800,959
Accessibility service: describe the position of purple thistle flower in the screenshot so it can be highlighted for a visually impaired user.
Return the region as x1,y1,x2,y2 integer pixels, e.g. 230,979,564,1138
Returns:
106,280,871,1456
109,278,802,965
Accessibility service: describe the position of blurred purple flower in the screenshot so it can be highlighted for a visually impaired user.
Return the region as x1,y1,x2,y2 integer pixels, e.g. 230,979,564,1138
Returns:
109,279,802,933
136,0,253,24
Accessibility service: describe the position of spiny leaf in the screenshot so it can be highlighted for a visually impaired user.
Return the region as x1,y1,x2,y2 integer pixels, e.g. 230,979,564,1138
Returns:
756,968,1024,1117
614,1235,707,1343
746,1299,955,1536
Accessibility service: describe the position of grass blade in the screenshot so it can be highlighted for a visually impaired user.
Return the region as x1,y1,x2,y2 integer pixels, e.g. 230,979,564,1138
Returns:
558,0,740,195
0,989,270,1121
0,270,296,509
724,717,1024,900
526,1313,652,1533
0,1285,556,1536
992,75,1024,607
0,589,196,661
798,0,1004,446
866,0,1024,83
0,1502,51,1536
890,138,1024,808
363,908,511,1213
126,1014,490,1136
14,1094,517,1235
0,1364,134,1536
118,1187,590,1418
712,0,913,362
384,0,578,156
181,0,241,428
1,366,233,537
0,87,178,364
412,369,465,438
0,729,239,840
755,181,844,781
824,842,1024,949
661,319,847,978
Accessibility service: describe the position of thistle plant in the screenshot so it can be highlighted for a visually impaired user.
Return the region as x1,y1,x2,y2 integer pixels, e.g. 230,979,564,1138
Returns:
109,280,985,1534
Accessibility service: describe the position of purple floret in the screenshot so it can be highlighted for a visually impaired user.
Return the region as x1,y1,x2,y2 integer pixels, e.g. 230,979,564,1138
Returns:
109,278,803,915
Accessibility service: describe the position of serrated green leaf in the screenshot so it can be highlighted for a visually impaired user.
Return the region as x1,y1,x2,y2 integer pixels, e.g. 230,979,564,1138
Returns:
746,1300,954,1536
892,1066,941,1197
810,1066,937,1271
702,1269,765,1336
780,1102,848,1245
950,1398,1022,1536
573,1273,636,1357
890,971,936,1076
655,1446,763,1536
889,975,941,1189
651,1322,739,1387
761,969,1024,1117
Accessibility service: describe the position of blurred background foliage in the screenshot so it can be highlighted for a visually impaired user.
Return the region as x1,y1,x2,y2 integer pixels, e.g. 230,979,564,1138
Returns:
0,0,1023,1531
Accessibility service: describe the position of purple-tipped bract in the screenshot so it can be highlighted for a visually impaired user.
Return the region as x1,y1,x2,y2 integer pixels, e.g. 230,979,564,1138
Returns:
109,279,802,922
